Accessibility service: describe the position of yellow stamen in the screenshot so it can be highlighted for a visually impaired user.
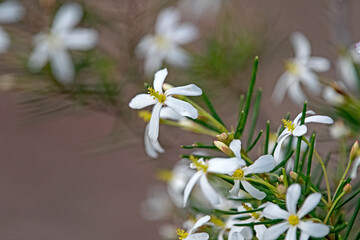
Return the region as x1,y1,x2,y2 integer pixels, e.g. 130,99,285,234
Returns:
241,203,260,219
232,168,244,178
176,228,188,240
148,87,166,103
156,169,173,182
138,110,152,122
284,60,300,75
210,216,225,228
288,215,299,226
154,35,171,49
282,119,296,133
189,155,208,172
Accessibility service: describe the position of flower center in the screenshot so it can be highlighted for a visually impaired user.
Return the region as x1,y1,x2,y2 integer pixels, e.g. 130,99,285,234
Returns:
176,228,188,240
232,168,244,178
288,215,299,226
154,35,171,49
148,87,166,103
138,110,152,122
282,119,296,133
210,216,225,228
285,60,300,75
190,155,208,172
46,33,63,49
241,203,260,219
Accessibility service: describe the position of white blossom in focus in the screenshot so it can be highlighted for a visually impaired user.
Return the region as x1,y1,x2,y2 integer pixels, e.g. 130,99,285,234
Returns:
262,184,330,240
0,1,24,53
176,215,210,240
136,7,199,74
272,32,330,105
28,3,98,83
274,110,333,164
129,68,202,142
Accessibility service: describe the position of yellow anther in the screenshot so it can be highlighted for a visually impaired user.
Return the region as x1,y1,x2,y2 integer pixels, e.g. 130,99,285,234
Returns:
232,168,244,178
148,87,166,103
176,228,188,240
284,60,300,75
282,119,296,133
190,155,208,172
241,203,260,219
156,169,173,182
210,216,225,228
155,35,170,48
138,110,152,122
288,215,299,226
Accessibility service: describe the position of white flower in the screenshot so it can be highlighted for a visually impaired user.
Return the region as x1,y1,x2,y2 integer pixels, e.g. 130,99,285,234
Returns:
0,1,24,53
179,0,222,18
228,140,276,200
129,68,202,142
337,54,358,89
144,107,184,158
136,7,199,74
272,32,330,105
323,84,345,106
176,215,210,240
329,120,350,139
262,184,330,240
216,214,253,240
350,156,360,179
183,141,244,206
28,3,98,83
274,110,333,164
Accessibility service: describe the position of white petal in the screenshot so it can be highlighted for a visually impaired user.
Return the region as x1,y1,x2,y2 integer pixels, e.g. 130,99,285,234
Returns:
129,94,157,109
308,57,330,72
263,222,289,240
228,227,245,240
285,226,297,240
165,96,198,119
148,103,162,142
165,84,202,96
293,125,307,137
155,7,180,35
160,107,183,121
187,233,209,240
254,224,267,240
0,26,10,53
165,46,190,67
288,81,307,105
297,193,321,218
65,29,98,50
243,155,276,175
274,134,289,164
263,203,290,219
229,139,242,159
52,3,82,31
189,215,211,233
183,171,203,207
50,50,74,83
169,23,199,44
207,157,243,175
300,69,321,94
0,1,24,23
293,110,315,125
286,184,301,215
199,175,221,205
298,221,329,238
144,124,164,158
350,157,360,179
337,56,357,89
291,32,311,59
272,73,292,105
144,54,163,75
299,232,310,240
241,180,266,200
135,34,154,58
229,180,241,196
153,68,168,93
28,43,49,71
304,115,333,125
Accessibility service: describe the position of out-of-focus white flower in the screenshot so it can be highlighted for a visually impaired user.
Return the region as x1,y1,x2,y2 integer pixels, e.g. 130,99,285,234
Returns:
28,3,98,83
329,120,351,139
215,214,253,240
180,0,222,18
129,68,202,142
350,157,360,179
274,110,333,164
272,32,330,105
262,184,330,240
136,7,199,74
183,145,244,206
323,84,345,106
337,55,358,89
176,215,210,240
0,1,24,53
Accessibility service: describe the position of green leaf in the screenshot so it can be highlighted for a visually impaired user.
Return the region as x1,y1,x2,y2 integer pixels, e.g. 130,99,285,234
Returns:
247,130,263,152
247,89,262,149
201,91,225,126
294,101,307,172
305,133,316,193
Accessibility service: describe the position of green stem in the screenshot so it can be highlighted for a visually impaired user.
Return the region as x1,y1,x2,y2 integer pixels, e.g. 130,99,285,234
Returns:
324,191,345,224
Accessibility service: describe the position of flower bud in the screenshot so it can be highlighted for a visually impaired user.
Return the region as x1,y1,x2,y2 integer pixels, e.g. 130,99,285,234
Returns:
344,184,352,193
214,140,233,156
277,184,287,195
350,141,359,162
278,175,284,182
289,171,298,180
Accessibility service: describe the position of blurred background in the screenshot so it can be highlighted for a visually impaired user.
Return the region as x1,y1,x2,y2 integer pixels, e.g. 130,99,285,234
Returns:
0,0,360,239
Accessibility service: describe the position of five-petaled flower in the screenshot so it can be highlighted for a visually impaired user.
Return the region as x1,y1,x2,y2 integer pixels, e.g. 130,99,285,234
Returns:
129,68,202,142
136,7,199,74
262,183,330,240
28,3,98,83
176,215,210,240
274,110,333,164
272,32,330,105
